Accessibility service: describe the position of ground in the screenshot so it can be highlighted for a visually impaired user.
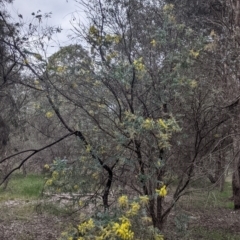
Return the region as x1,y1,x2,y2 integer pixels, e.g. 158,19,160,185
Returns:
164,206,240,239
1,199,240,239
163,183,240,239
0,199,65,240
1,174,240,239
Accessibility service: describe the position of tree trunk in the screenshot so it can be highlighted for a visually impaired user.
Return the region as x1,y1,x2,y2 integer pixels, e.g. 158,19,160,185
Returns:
216,150,225,192
207,150,225,191
22,163,27,176
232,170,240,210
232,137,240,210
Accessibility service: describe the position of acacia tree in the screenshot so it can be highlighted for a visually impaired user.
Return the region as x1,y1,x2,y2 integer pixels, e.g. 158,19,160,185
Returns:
37,0,216,230
0,0,235,237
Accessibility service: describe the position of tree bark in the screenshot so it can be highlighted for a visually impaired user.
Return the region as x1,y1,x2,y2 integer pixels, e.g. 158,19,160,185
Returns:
216,150,225,192
232,136,240,210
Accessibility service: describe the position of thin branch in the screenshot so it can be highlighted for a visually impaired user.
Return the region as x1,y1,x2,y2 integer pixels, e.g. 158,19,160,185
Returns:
0,132,76,185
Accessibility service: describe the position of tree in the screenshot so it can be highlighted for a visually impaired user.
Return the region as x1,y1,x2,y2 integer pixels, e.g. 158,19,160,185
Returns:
0,0,27,187
167,0,240,209
37,0,217,231
1,1,237,238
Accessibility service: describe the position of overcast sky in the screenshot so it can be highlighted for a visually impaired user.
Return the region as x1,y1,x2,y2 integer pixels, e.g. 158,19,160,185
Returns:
6,0,86,55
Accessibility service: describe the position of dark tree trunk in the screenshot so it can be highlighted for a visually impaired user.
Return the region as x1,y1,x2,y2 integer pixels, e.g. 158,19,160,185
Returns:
232,137,240,210
232,158,240,210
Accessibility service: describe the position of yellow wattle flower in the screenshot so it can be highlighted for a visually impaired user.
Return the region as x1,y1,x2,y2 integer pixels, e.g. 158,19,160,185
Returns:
45,111,54,118
139,195,149,204
126,202,140,216
151,39,157,47
158,119,168,129
156,185,167,197
189,49,199,58
118,195,128,207
44,164,50,170
112,217,134,240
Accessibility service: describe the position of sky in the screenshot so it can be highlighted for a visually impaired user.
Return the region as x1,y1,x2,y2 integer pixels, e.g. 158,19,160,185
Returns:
5,0,86,55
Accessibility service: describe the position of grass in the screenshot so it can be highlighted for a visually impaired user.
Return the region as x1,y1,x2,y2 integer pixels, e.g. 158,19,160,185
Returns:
192,181,234,210
179,180,233,210
0,172,71,240
167,180,239,239
190,227,240,240
0,173,45,201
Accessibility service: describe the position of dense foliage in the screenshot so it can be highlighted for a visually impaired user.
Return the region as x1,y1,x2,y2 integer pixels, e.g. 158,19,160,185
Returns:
1,0,240,239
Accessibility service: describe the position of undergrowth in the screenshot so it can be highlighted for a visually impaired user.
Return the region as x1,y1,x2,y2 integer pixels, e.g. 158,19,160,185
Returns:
0,173,45,201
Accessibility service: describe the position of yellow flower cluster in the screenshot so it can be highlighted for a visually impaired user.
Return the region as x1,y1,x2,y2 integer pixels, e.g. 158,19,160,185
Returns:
118,195,129,208
190,80,198,88
210,29,216,38
46,179,53,186
142,118,169,131
78,218,94,235
113,35,121,44
89,25,98,36
141,216,152,223
52,171,59,180
133,57,145,71
44,164,50,170
106,51,118,61
139,195,149,205
33,102,41,109
45,171,59,187
56,66,66,73
60,194,166,240
156,185,167,197
105,34,121,44
124,111,137,121
151,39,157,47
86,144,92,153
157,119,168,129
79,200,85,207
112,217,134,240
45,111,54,118
142,118,155,130
73,185,79,190
189,49,200,58
126,202,140,216
154,234,164,240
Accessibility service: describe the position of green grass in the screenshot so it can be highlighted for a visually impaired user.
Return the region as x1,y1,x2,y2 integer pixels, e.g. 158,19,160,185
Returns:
179,181,234,211
171,181,238,239
202,182,233,209
0,173,45,201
